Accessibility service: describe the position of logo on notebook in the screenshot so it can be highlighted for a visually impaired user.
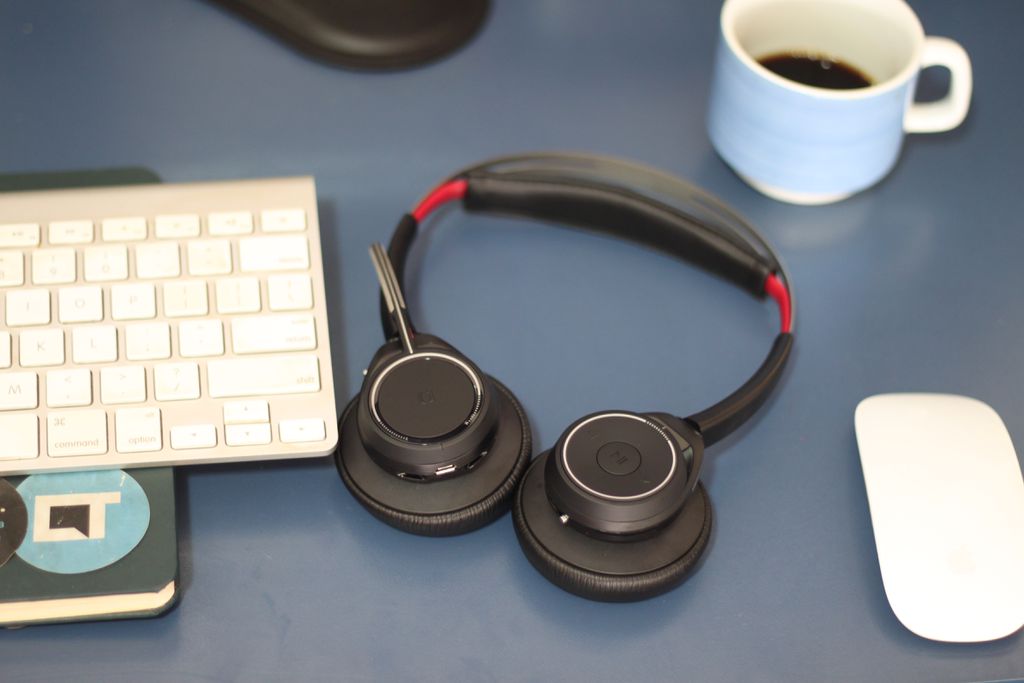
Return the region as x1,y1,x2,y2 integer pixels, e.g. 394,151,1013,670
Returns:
0,479,28,568
15,470,150,574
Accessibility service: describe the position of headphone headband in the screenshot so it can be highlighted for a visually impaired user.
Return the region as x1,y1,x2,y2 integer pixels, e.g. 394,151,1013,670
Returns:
381,153,794,446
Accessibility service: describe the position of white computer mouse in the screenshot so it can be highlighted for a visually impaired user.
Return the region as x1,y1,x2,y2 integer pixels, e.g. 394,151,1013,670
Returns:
855,393,1024,643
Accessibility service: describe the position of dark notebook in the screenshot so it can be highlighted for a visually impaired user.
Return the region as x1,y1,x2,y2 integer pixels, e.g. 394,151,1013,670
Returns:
0,169,179,626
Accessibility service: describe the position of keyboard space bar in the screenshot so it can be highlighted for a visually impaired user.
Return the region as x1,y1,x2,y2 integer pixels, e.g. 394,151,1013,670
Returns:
208,355,321,398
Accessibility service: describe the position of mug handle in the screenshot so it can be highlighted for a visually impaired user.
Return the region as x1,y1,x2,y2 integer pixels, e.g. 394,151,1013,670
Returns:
904,36,973,134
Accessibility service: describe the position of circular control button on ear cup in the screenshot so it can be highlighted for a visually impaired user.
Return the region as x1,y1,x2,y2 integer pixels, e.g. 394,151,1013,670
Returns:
560,413,677,500
513,450,712,602
373,353,481,441
337,377,531,536
545,412,698,537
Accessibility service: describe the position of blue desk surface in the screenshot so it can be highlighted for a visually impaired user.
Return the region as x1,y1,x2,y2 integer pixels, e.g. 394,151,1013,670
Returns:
2,1,1022,681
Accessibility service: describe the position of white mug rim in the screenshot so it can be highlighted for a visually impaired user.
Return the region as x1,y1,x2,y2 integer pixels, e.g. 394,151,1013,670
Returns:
720,0,925,100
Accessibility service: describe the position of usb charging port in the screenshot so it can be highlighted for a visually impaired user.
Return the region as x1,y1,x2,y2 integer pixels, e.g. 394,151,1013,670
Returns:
436,464,457,476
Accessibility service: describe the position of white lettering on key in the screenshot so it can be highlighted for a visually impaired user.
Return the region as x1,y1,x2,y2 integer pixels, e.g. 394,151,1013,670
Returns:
84,244,129,282
102,217,147,241
49,220,94,245
111,283,157,320
207,355,320,398
6,289,51,327
268,274,313,311
215,277,261,314
170,424,217,450
46,369,93,408
72,326,118,364
100,366,146,405
279,418,326,444
125,322,171,361
155,214,200,239
231,314,316,354
0,223,40,248
135,242,181,279
31,248,76,285
260,209,305,233
58,286,103,324
239,236,309,272
187,240,232,276
209,212,253,236
225,423,272,447
48,410,107,457
163,281,208,317
0,251,25,287
19,328,65,367
0,372,38,411
154,362,200,401
115,407,162,453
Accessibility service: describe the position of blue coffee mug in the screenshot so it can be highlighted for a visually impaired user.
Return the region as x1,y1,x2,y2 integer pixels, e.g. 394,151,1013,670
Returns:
708,0,972,205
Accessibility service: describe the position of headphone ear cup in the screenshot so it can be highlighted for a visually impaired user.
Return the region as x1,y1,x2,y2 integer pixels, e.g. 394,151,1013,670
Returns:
512,451,713,601
336,377,531,536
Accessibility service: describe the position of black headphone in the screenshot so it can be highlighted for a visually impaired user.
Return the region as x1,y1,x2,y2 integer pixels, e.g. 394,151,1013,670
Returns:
335,153,794,601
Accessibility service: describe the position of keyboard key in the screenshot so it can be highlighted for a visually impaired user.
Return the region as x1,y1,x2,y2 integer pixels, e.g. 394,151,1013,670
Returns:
135,242,181,279
101,366,147,405
111,283,157,320
261,209,305,232
225,423,272,446
102,217,147,241
72,326,118,364
6,289,50,326
163,280,208,317
179,319,224,357
209,211,253,236
154,362,200,401
46,368,93,408
49,220,94,245
239,236,309,272
187,239,232,276
115,407,162,453
58,286,103,323
280,418,326,444
207,355,320,398
19,328,65,367
155,214,200,239
0,223,40,248
170,424,217,450
0,372,37,410
0,332,9,368
223,400,269,424
268,274,313,311
84,244,129,281
31,248,76,285
47,410,107,457
0,414,38,460
0,252,24,287
215,277,261,314
125,322,171,360
231,314,316,354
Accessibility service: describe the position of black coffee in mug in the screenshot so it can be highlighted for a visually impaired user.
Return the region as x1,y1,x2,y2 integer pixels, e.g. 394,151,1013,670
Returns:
758,53,872,90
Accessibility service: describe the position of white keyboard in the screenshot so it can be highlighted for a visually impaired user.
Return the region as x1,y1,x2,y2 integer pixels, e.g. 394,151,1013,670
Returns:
0,177,338,474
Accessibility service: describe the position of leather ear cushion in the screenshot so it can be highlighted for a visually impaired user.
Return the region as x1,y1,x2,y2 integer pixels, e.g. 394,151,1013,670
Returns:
512,452,712,602
336,377,531,536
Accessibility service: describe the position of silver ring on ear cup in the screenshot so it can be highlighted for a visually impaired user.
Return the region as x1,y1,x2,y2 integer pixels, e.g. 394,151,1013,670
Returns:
336,377,532,536
513,451,713,601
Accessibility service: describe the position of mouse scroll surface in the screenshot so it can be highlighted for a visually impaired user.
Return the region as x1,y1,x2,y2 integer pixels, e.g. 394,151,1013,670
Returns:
855,394,1024,643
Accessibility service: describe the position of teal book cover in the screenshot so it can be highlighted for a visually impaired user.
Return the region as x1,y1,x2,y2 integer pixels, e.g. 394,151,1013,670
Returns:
0,468,178,626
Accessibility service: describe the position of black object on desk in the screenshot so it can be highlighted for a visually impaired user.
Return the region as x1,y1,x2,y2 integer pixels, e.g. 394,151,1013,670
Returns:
211,0,489,69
